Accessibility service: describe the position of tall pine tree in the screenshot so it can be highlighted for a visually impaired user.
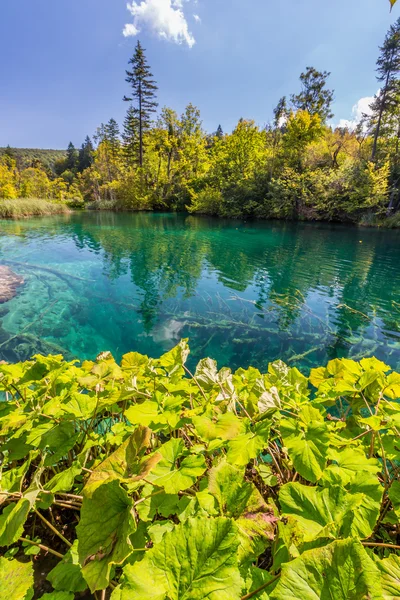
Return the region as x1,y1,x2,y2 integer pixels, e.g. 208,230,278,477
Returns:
78,136,94,172
371,18,400,160
123,41,158,167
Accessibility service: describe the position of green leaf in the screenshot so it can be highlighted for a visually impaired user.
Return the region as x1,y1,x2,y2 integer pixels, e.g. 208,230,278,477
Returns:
279,482,360,542
241,566,275,600
322,446,380,486
135,483,180,522
270,539,382,600
115,517,243,600
77,480,136,593
44,461,82,494
147,438,207,494
280,404,329,483
192,412,245,442
208,460,254,516
341,472,383,538
0,557,34,600
377,553,400,599
37,593,74,600
47,540,87,593
0,499,30,545
155,339,190,377
86,426,160,493
226,420,270,466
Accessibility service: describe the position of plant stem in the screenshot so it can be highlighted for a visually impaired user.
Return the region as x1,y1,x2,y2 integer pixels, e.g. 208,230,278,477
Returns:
362,541,400,550
241,573,281,600
19,537,64,559
33,508,72,547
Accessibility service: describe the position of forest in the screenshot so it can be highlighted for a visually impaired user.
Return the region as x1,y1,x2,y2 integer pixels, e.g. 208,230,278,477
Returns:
2,19,400,224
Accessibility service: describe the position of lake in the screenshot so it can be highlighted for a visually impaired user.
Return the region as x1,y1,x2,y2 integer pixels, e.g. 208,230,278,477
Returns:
0,211,399,373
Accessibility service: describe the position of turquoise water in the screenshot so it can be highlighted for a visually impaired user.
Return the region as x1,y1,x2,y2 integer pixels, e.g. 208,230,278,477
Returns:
0,211,399,372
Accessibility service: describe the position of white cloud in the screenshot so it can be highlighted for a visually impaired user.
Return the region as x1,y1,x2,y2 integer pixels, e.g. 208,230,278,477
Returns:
193,13,201,22
337,95,375,131
124,0,195,48
123,23,140,37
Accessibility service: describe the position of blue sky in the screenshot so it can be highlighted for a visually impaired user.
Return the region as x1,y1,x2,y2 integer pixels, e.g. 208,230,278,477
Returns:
0,0,397,149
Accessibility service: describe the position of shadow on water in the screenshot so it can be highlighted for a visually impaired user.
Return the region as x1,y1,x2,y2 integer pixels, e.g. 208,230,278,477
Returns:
0,211,399,373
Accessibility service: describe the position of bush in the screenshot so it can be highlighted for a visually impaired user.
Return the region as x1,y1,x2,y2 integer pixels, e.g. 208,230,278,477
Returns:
0,343,400,598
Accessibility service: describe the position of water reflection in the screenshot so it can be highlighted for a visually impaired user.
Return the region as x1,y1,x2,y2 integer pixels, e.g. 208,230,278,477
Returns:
0,212,399,372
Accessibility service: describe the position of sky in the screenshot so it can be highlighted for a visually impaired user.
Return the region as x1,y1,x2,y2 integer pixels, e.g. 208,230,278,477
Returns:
0,0,397,149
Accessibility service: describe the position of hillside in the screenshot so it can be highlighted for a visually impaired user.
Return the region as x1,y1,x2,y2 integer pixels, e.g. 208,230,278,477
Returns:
0,147,66,173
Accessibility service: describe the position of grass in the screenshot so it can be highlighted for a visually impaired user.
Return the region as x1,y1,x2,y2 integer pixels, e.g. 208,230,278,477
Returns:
0,198,70,218
384,212,400,228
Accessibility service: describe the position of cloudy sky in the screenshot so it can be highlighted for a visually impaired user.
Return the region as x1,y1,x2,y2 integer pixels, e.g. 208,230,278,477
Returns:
0,0,397,148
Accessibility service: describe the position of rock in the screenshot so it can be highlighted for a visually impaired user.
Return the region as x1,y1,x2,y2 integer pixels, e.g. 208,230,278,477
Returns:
0,266,24,303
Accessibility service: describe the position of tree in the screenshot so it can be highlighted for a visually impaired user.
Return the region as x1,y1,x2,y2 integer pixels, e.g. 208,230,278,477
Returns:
65,142,78,172
371,18,400,160
123,40,158,167
78,136,94,172
291,67,334,122
123,106,139,166
215,125,224,139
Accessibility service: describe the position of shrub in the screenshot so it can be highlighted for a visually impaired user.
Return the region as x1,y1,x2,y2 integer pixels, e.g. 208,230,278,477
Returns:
0,343,399,598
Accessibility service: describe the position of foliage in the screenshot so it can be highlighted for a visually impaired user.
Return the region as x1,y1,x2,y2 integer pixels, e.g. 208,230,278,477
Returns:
4,24,400,222
1,343,400,597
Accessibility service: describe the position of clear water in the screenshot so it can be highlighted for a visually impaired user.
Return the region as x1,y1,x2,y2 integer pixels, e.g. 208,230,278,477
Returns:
0,211,399,373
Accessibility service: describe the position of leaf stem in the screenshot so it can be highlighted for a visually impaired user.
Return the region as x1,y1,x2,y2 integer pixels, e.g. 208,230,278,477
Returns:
241,573,281,600
19,537,64,559
362,541,400,550
33,508,72,547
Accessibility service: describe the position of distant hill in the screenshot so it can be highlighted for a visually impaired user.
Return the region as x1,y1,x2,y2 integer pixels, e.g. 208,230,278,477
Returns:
0,147,67,174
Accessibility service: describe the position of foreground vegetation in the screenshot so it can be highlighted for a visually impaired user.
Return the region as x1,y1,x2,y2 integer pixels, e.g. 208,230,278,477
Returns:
1,341,400,598
2,17,400,224
0,198,70,219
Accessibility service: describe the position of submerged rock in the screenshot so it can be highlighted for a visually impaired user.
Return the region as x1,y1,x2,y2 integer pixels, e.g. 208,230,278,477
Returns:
0,266,24,303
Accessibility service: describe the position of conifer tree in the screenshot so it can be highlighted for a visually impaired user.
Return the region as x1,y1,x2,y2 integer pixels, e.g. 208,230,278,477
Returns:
215,125,224,139
371,18,400,160
65,142,78,172
78,136,94,172
291,67,334,122
123,41,158,167
123,106,139,165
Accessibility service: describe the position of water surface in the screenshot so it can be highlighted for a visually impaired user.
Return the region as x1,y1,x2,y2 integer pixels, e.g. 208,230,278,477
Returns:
0,212,399,373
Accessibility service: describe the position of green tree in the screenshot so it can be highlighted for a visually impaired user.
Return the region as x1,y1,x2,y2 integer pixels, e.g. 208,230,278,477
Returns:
123,106,139,166
78,136,94,172
124,40,158,167
371,18,400,160
291,67,334,122
65,142,79,172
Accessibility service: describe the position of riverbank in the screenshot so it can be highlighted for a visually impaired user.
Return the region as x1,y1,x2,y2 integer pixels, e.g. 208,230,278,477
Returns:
0,198,70,218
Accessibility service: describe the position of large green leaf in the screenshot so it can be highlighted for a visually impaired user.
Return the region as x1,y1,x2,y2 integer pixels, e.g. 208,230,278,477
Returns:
279,482,359,541
270,539,382,600
47,541,87,593
113,517,243,600
147,438,207,493
192,412,245,442
77,480,136,593
280,404,329,483
208,459,277,561
226,420,270,466
85,426,159,492
0,557,34,600
377,554,400,599
0,498,30,545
